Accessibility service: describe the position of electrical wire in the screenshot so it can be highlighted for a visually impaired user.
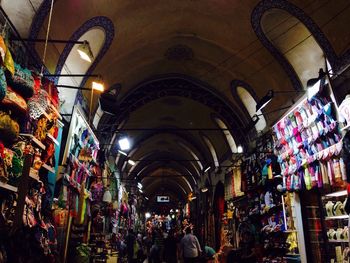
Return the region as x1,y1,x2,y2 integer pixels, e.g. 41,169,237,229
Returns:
197,0,329,81
40,0,54,76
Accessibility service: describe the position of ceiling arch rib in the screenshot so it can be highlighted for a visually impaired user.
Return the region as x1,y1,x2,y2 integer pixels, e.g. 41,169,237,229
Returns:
202,135,219,168
236,86,267,131
212,116,238,154
132,158,197,185
101,74,247,145
112,130,210,169
177,141,204,171
143,178,190,200
126,150,201,179
112,131,210,173
125,156,197,189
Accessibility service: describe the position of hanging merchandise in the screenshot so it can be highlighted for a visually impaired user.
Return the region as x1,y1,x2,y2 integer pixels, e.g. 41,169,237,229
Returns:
58,106,104,262
0,59,61,262
273,85,345,192
6,63,34,98
339,94,350,128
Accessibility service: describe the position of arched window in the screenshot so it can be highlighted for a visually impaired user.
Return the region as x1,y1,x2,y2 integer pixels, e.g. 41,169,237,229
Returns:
252,1,339,90
202,135,219,168
236,86,267,131
213,117,237,153
260,9,326,88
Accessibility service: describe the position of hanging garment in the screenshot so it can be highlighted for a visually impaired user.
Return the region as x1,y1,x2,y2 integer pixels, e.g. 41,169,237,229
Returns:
232,166,244,197
341,131,350,183
339,95,350,126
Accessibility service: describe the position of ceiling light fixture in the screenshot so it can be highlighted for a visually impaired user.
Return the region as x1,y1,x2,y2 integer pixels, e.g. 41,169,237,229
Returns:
145,212,151,219
118,150,128,156
118,137,131,150
128,159,136,166
77,41,94,63
237,145,243,153
204,166,211,173
137,182,143,189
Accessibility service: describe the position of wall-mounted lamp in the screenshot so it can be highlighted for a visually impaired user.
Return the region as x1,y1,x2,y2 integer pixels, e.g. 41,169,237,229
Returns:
306,68,326,99
306,68,326,88
92,81,105,92
256,89,304,112
14,38,94,63
77,41,94,62
256,90,274,112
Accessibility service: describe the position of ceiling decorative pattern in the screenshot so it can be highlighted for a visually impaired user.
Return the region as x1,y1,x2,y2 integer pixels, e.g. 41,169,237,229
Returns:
165,44,194,61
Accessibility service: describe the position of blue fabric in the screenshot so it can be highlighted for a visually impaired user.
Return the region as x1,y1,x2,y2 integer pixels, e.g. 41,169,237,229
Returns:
0,67,6,101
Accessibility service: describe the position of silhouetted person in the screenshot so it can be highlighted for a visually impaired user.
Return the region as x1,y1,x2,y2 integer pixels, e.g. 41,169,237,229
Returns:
164,229,178,263
126,228,136,263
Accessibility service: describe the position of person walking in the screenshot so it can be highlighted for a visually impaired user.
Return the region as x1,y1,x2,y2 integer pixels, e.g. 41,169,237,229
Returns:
125,229,136,263
163,229,178,263
180,227,202,263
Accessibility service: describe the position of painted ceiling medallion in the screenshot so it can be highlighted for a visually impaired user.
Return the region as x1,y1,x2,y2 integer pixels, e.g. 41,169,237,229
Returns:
165,44,194,61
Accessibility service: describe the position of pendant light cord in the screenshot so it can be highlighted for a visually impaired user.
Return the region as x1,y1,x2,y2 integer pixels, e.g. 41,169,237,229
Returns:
40,0,54,76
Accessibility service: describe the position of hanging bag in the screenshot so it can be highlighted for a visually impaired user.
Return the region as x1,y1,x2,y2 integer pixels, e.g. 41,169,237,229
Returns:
2,86,27,114
0,67,6,101
6,63,34,98
0,111,19,144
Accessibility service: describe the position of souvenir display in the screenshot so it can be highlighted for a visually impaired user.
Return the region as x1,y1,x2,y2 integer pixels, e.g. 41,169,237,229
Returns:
273,89,345,192
0,37,61,262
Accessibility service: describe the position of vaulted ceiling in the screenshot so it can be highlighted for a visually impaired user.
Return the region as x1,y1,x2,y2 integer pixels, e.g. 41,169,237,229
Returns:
3,0,350,210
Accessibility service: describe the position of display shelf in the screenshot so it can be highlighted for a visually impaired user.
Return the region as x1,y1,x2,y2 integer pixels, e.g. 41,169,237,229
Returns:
19,133,46,150
325,215,349,220
324,190,347,198
0,181,18,192
47,133,59,146
328,239,349,243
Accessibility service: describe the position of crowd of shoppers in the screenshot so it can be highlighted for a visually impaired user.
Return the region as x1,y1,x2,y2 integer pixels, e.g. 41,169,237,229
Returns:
113,225,216,263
